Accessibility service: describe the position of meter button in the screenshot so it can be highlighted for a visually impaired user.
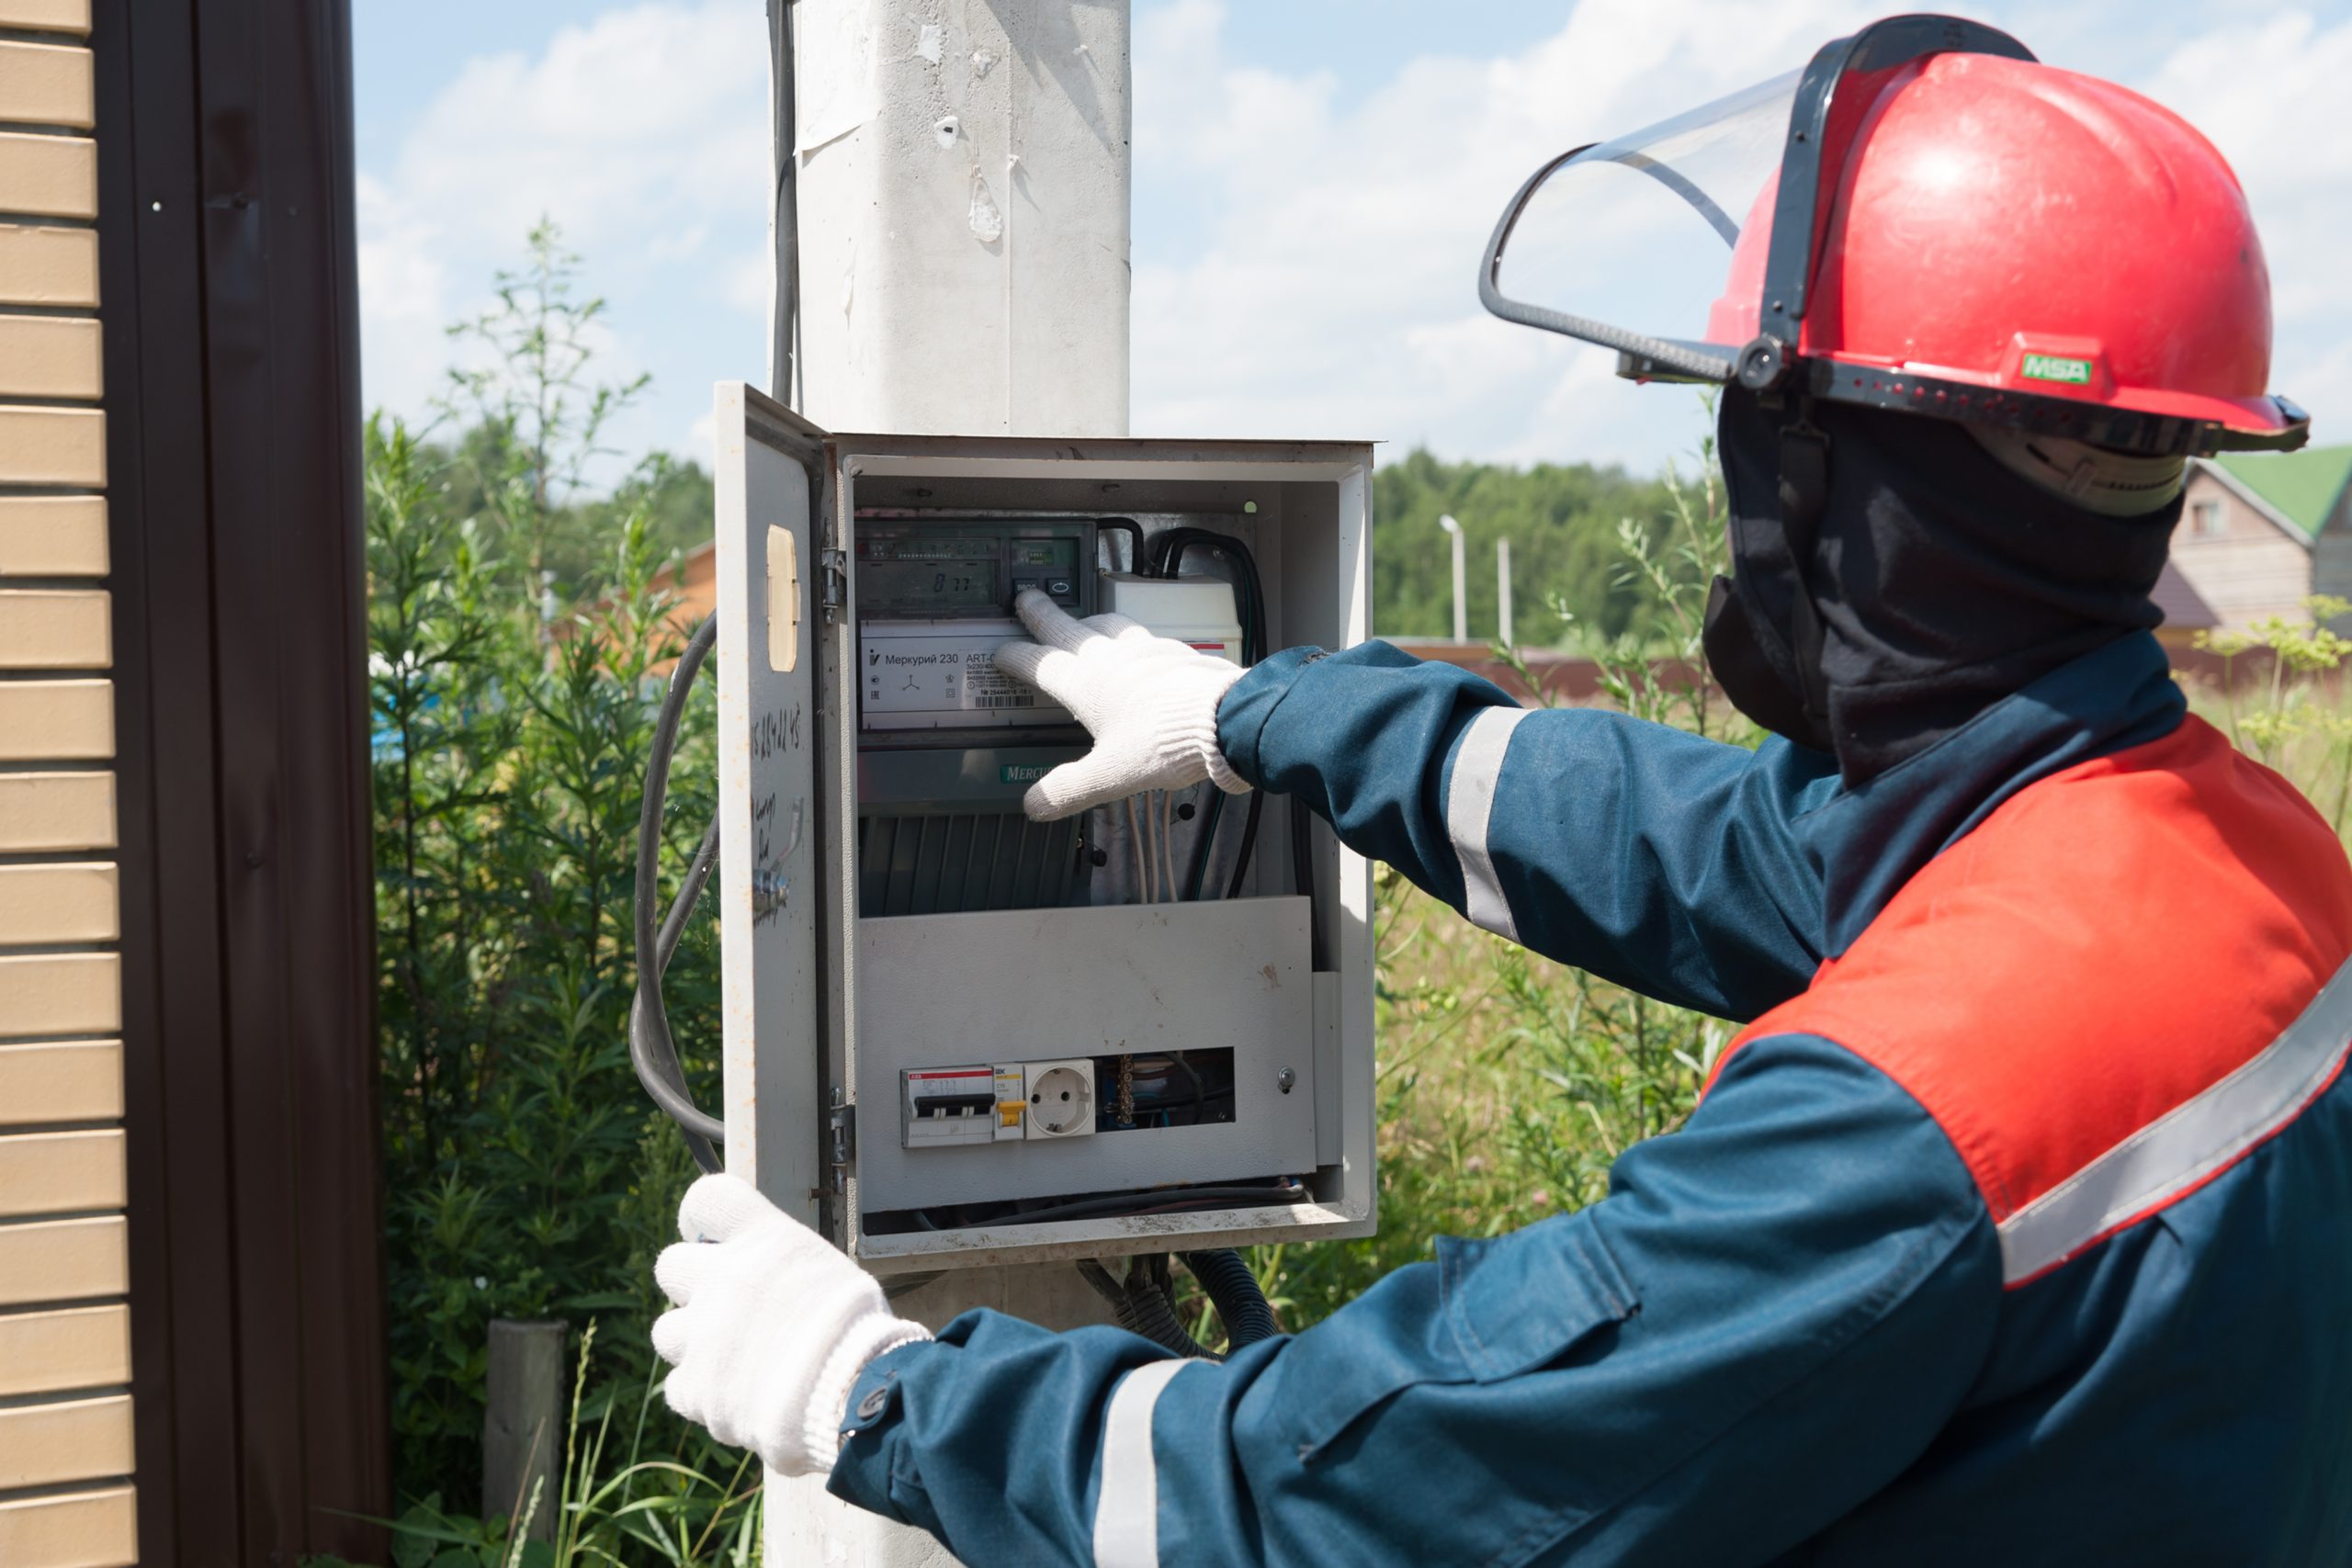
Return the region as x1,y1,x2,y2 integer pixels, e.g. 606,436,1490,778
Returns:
1045,578,1075,598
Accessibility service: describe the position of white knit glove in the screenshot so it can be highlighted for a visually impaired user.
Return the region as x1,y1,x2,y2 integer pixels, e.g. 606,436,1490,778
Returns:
991,588,1250,820
652,1175,929,1476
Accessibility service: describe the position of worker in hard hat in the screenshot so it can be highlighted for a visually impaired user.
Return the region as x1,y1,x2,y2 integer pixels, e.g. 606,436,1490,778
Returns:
650,17,2352,1563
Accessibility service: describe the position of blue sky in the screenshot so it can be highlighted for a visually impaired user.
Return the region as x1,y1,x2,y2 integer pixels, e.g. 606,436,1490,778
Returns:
355,1,2352,482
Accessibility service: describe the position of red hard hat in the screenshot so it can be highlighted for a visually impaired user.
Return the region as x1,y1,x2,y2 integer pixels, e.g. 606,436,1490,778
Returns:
1703,51,2288,441
1479,16,2308,456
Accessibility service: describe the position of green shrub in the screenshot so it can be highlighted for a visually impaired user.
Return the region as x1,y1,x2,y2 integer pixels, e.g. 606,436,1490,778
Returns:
370,398,725,1509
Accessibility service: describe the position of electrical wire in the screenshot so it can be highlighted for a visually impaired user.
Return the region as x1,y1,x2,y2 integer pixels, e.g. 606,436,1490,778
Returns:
1095,517,1148,576
633,615,726,1173
1075,1250,1281,1360
1123,795,1148,904
768,0,799,406
996,1179,1308,1228
1158,790,1177,902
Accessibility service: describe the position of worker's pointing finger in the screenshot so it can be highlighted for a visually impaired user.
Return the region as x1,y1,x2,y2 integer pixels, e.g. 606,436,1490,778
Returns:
677,1172,774,1244
1012,588,1097,653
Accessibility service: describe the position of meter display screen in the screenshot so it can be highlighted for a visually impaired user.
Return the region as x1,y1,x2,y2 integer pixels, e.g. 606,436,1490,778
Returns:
861,558,999,608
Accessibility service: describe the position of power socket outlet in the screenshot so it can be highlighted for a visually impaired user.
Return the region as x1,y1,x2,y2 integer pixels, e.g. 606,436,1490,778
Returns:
1023,1057,1097,1139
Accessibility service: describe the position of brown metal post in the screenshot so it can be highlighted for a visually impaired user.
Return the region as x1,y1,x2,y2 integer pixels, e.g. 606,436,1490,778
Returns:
95,0,388,1562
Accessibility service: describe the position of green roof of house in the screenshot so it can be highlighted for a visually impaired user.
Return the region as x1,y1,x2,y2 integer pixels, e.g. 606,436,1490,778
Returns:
2211,446,2352,542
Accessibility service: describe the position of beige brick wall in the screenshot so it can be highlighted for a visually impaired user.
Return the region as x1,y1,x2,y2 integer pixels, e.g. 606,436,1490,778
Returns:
1,9,133,1563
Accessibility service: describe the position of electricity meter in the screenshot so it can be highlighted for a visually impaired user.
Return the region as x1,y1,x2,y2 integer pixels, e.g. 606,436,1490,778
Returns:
708,384,1378,1270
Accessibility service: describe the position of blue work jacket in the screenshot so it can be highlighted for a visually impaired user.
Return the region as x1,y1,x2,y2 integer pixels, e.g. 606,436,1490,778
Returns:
830,630,2352,1566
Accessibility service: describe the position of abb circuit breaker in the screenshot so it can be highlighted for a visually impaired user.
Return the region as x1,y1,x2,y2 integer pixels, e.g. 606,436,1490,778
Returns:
707,383,1376,1271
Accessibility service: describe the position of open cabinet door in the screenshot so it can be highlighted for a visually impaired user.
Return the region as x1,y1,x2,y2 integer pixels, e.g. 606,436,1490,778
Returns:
711,383,832,1228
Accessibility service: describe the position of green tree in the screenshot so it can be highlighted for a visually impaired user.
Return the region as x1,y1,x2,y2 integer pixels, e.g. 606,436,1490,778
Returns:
440,218,650,596
1370,446,1688,647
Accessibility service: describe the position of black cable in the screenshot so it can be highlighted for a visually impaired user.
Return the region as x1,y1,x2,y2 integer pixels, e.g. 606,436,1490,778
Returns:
1095,517,1148,576
1223,794,1264,903
1179,1249,1280,1349
1292,796,1327,972
633,615,726,1172
999,1180,1307,1229
1078,1256,1216,1359
1182,790,1225,901
769,0,799,406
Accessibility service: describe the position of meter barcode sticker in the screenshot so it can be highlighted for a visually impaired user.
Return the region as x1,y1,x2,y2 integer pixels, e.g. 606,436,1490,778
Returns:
961,651,1036,711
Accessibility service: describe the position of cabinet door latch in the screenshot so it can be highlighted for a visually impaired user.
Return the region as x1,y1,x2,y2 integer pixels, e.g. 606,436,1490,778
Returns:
818,548,849,621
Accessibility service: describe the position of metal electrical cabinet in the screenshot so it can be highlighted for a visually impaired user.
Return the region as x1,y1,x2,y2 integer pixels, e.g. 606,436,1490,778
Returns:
709,382,1378,1271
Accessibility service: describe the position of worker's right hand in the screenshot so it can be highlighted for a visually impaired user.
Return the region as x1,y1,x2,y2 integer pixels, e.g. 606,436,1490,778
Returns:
993,588,1252,819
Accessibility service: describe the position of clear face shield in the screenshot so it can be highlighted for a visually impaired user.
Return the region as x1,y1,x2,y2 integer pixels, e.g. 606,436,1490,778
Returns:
1477,71,1799,386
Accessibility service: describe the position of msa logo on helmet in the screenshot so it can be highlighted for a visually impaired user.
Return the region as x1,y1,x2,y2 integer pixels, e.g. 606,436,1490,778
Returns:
2021,353,2094,386
1000,763,1048,784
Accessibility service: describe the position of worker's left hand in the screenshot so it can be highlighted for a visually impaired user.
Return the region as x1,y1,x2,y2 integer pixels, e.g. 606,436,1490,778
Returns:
653,1174,929,1476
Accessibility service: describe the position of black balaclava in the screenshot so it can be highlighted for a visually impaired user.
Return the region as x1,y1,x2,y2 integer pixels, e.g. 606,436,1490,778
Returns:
1702,386,2182,784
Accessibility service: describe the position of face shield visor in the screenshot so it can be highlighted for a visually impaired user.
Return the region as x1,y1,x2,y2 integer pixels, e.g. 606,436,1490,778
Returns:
1478,69,1797,385
1478,14,2310,455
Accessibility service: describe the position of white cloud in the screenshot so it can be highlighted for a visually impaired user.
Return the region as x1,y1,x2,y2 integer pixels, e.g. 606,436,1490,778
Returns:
2138,6,2352,425
1130,0,1875,466
363,0,2347,481
358,2,772,470
1131,0,2350,467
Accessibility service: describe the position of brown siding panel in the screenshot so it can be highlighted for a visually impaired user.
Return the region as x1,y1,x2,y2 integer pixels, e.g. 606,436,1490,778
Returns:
0,1214,128,1306
0,1039,122,1123
0,953,120,1039
0,41,96,130
0,1394,133,1489
0,131,95,219
0,1303,130,1395
0,588,109,666
0,224,99,307
0,1486,137,1568
0,772,115,851
0,680,111,759
0,405,106,484
0,314,102,399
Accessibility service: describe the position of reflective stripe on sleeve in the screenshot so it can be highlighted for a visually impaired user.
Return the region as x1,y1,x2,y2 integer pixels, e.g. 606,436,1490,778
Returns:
1091,1358,1190,1568
1998,955,2352,1284
1445,706,1529,942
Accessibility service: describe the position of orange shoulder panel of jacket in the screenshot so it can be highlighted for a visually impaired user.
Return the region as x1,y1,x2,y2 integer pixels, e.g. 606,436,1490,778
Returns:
1712,716,2352,1223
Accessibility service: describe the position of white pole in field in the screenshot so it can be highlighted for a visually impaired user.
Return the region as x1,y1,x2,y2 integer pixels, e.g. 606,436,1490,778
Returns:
1438,513,1466,643
768,3,1134,1562
1497,536,1514,650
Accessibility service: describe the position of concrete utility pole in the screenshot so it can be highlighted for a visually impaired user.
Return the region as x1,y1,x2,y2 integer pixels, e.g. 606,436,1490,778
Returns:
764,2,1133,1562
1438,513,1467,642
1498,536,1514,649
783,0,1130,437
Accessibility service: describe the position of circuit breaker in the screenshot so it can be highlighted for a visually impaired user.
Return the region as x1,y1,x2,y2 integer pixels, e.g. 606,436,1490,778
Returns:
710,383,1377,1270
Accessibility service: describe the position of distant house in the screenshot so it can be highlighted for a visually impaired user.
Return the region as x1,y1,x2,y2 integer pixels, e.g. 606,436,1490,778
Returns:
2170,446,2352,629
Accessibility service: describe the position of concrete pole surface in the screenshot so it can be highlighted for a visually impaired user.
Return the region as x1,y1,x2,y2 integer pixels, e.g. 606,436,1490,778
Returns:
767,2,1133,1562
483,1319,567,1541
1438,513,1466,643
788,0,1132,436
1498,536,1514,650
